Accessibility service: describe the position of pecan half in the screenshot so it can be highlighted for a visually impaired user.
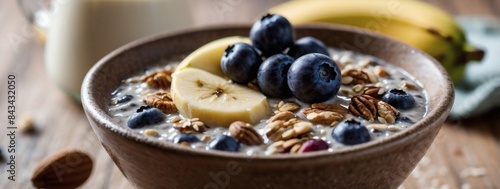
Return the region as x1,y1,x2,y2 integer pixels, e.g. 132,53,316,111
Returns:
174,118,206,134
144,92,177,114
229,121,263,145
141,69,173,90
349,95,378,122
349,95,399,123
341,69,378,85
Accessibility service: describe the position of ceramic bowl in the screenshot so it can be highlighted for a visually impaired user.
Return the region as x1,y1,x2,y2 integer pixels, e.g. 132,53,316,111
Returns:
81,25,454,189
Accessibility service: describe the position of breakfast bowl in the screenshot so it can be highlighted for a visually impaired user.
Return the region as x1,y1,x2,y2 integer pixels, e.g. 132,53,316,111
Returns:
81,25,454,189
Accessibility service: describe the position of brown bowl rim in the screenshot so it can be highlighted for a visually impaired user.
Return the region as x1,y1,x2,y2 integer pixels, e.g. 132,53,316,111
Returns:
81,24,454,161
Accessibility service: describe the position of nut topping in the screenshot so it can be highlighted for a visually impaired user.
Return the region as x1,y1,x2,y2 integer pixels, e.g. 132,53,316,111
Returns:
144,92,177,114
341,69,377,85
377,101,399,124
349,95,378,122
276,101,301,112
269,111,296,123
229,121,264,145
174,118,206,134
302,103,347,126
374,66,390,78
141,69,173,89
349,95,399,123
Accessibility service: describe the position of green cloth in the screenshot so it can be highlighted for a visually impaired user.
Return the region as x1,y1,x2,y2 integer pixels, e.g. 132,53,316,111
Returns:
450,16,500,119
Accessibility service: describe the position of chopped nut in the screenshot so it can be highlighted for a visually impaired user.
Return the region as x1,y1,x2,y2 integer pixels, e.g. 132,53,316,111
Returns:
311,103,349,114
267,139,307,154
357,59,371,68
374,66,390,78
144,129,159,136
174,118,206,134
320,130,327,135
229,121,263,145
201,135,211,142
302,103,347,126
269,111,296,123
281,129,297,140
400,80,418,90
170,116,181,123
350,95,399,123
141,69,173,89
387,125,399,132
363,83,385,97
341,69,377,85
144,92,177,114
276,101,300,112
377,101,399,124
18,115,35,133
349,95,378,122
367,124,387,130
293,122,312,135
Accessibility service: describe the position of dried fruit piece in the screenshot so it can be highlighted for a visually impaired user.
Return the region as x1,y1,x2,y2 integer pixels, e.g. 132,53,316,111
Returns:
174,118,206,134
141,69,173,89
299,139,329,153
229,121,263,145
31,150,93,189
144,92,177,114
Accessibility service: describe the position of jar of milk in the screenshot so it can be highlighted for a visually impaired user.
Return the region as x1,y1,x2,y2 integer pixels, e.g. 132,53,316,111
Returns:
45,0,193,101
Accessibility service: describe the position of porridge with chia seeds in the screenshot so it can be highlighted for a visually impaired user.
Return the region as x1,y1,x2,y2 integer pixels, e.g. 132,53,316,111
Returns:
107,48,428,156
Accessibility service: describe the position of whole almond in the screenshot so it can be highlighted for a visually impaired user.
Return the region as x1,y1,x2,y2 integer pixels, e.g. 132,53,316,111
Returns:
31,150,93,189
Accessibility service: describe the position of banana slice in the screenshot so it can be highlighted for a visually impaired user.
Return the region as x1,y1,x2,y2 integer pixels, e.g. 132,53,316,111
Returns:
171,68,270,127
175,36,251,77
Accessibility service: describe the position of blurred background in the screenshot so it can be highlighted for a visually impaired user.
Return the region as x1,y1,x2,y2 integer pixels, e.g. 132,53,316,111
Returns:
1,0,499,188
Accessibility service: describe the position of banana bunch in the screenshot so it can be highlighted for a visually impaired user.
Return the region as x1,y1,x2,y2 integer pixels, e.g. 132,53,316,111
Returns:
267,0,484,83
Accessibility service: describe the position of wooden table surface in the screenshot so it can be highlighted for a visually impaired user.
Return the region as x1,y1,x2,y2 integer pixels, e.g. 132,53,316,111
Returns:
1,0,499,188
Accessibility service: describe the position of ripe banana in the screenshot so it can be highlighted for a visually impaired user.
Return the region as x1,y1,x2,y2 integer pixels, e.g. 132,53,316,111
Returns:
268,0,484,82
175,36,251,77
171,68,271,127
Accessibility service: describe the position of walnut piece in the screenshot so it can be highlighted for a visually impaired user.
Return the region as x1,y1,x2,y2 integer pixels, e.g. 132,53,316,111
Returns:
229,121,263,145
377,101,399,124
264,118,312,141
276,101,300,112
144,92,177,114
302,103,347,126
341,69,377,85
349,95,399,123
174,118,206,134
141,69,173,90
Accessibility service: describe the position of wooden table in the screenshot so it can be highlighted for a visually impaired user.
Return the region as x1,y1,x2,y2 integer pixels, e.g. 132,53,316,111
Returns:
1,0,499,188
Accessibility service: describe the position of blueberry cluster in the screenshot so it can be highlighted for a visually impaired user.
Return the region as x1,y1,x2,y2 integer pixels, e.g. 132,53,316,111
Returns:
221,14,341,103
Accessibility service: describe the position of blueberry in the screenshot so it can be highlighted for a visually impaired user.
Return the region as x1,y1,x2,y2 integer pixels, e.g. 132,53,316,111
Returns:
209,135,240,152
299,139,329,153
396,116,415,124
221,43,262,83
287,36,329,59
332,119,371,145
250,14,294,57
127,107,165,129
287,53,341,103
382,89,416,110
173,134,200,144
257,54,294,98
115,94,133,104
